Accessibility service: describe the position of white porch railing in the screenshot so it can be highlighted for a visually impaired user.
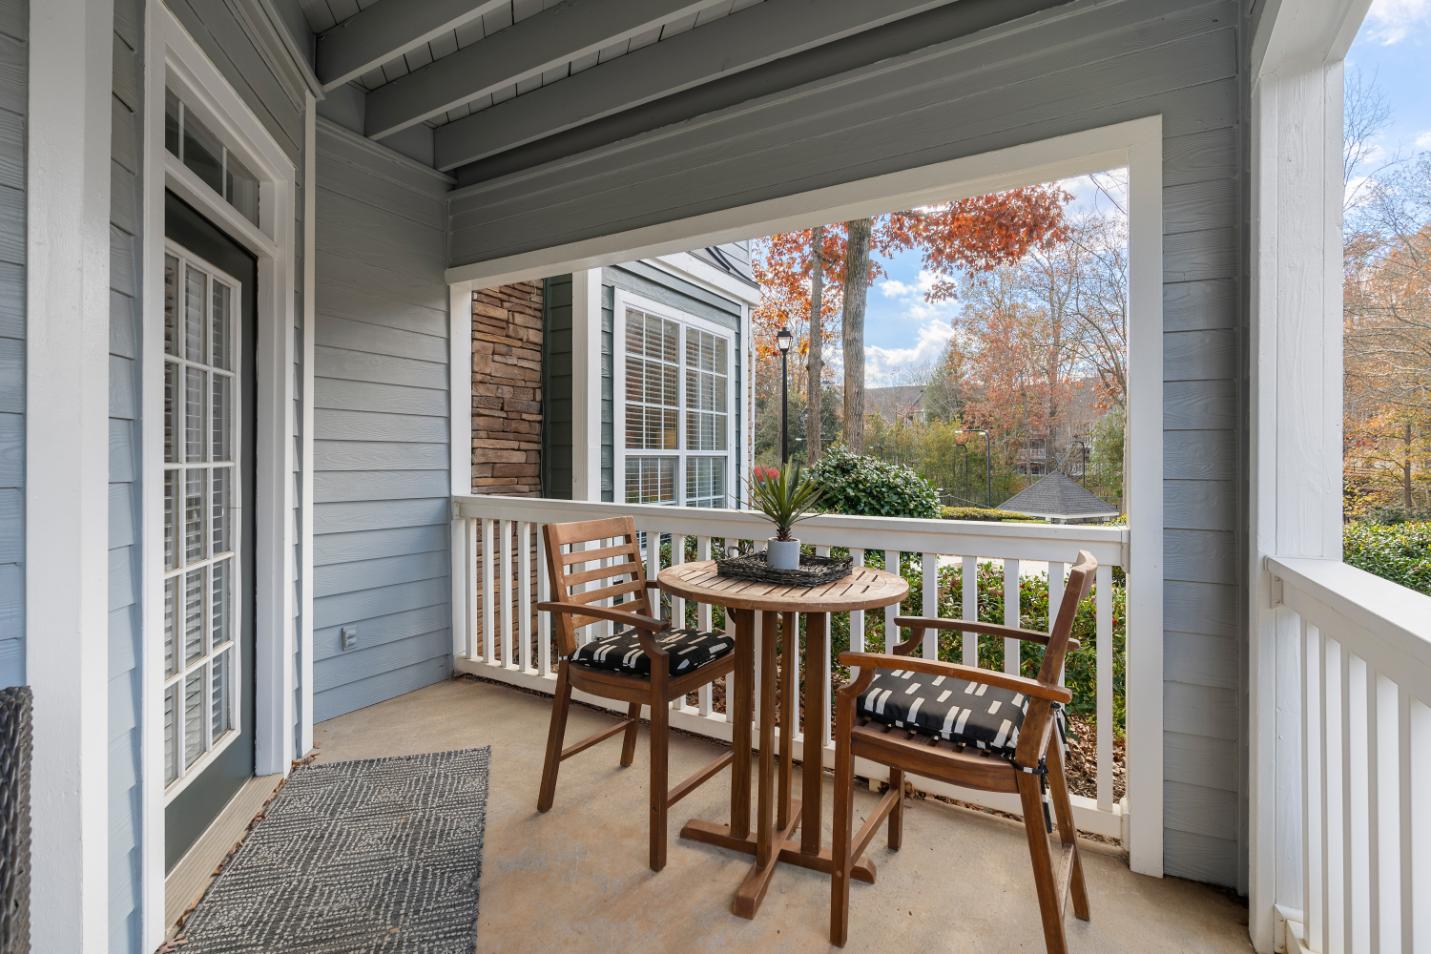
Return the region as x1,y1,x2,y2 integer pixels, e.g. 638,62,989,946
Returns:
450,494,1130,838
1267,556,1431,954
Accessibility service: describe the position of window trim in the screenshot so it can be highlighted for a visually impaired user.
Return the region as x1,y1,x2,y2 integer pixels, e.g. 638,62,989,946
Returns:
612,289,738,509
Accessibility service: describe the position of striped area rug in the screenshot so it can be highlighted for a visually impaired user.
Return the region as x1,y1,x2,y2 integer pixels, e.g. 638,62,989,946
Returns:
172,747,490,953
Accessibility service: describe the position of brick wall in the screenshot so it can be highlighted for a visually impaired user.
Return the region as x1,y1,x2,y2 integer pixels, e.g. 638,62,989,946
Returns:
471,282,543,495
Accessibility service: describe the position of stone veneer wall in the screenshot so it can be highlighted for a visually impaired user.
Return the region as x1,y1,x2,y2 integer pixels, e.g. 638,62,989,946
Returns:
471,282,543,495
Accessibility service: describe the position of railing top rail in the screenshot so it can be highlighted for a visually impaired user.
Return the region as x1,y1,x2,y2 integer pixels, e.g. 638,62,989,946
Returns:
1268,555,1431,699
453,494,1127,566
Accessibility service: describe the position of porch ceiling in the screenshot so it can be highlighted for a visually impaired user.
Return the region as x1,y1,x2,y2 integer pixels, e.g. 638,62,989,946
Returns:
293,0,1072,181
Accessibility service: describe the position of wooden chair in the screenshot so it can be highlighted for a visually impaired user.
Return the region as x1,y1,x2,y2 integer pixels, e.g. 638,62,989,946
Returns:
829,550,1097,953
535,516,738,872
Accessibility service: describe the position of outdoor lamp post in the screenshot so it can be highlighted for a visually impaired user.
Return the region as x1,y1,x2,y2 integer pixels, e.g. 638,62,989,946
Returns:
957,429,993,507
775,326,793,463
1070,439,1089,483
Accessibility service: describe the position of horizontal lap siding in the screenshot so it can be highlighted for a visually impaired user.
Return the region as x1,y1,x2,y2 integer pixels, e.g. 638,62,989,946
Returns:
449,0,1247,887
0,0,22,688
312,123,452,723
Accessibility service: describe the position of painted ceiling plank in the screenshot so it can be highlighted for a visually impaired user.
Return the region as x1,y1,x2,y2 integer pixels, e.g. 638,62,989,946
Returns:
364,0,721,139
434,0,958,170
316,0,510,91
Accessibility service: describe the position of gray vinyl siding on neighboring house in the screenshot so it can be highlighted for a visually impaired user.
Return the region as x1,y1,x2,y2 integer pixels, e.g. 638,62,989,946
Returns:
450,0,1248,887
311,121,452,723
0,0,23,689
108,0,146,947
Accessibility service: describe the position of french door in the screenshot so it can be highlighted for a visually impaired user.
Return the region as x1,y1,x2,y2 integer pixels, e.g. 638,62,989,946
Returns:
162,192,258,870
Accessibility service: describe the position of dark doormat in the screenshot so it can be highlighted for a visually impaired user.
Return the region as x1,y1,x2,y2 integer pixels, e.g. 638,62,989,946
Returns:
171,747,490,953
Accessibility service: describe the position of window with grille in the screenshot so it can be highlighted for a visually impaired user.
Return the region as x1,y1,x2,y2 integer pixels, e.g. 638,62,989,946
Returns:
163,246,241,797
621,304,733,508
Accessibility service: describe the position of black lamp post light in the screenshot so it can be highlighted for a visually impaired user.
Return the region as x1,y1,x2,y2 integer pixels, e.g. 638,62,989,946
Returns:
775,326,793,463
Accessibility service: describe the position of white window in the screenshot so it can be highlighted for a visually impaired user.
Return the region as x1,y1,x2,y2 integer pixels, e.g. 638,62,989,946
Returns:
163,245,242,797
617,297,735,508
165,87,260,226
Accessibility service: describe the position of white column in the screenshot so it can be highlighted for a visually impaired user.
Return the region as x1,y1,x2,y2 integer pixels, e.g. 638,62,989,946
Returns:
450,280,474,661
570,269,603,501
25,0,115,950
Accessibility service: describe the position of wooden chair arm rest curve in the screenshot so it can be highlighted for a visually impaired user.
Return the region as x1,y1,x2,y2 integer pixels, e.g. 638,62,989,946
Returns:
893,616,1081,652
836,652,1072,704
536,601,670,634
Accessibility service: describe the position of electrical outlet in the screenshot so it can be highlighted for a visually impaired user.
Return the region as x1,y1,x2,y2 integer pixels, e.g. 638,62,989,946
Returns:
340,626,358,650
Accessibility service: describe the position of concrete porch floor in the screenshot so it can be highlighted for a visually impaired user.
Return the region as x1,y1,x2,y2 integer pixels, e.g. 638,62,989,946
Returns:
314,677,1251,953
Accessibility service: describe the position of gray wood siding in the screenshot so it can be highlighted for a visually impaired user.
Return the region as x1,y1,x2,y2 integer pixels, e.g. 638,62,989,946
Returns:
109,1,145,947
0,0,23,689
448,0,1247,887
312,122,452,722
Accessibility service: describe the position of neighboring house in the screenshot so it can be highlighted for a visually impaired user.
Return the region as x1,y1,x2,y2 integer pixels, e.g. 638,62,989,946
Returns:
864,384,928,426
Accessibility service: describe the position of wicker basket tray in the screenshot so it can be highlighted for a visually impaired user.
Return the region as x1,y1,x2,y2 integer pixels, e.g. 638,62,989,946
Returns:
715,551,853,587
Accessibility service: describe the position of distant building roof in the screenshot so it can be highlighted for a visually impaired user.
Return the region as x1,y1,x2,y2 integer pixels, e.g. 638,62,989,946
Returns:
998,473,1119,520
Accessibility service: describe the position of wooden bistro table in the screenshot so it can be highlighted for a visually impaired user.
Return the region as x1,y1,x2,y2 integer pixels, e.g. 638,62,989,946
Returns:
657,560,908,919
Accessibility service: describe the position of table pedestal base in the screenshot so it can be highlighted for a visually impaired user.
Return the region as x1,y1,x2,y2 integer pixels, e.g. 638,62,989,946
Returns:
679,801,878,919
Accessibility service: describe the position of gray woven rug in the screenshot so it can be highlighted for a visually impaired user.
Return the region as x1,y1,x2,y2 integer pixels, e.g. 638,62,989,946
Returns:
174,748,490,953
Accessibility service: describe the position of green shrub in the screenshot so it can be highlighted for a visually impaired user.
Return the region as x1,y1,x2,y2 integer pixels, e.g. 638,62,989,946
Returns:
1343,521,1431,596
807,446,941,519
940,505,1042,523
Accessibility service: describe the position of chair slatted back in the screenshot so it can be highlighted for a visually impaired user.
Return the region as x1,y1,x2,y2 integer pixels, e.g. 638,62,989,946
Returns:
1016,549,1097,765
542,517,652,657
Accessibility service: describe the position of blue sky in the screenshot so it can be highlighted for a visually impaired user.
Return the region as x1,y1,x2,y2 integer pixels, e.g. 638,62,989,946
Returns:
852,0,1431,386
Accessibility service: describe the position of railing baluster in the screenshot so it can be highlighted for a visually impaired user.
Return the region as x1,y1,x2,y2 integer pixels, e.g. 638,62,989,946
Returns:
1303,620,1324,946
1326,635,1347,952
883,549,898,650
698,536,713,716
672,534,690,713
1375,671,1399,951
921,552,938,658
537,526,551,678
1409,699,1430,954
1095,562,1112,812
518,521,532,673
1003,559,1021,675
850,548,865,653
480,518,495,664
464,517,478,660
962,555,978,668
1348,653,1370,954
499,520,514,669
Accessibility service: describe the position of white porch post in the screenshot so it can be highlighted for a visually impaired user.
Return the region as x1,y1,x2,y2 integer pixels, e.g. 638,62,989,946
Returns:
24,0,116,950
1248,1,1370,949
570,269,602,501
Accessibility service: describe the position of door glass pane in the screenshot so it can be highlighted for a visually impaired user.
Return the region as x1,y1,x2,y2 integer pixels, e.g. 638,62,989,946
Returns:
164,684,179,785
224,152,260,226
182,109,224,196
184,568,205,664
184,668,205,768
164,363,178,463
164,470,179,571
185,266,207,363
211,559,230,648
211,649,231,738
185,471,206,564
211,281,231,370
211,469,230,554
164,575,178,678
211,375,230,461
164,255,179,354
185,368,207,462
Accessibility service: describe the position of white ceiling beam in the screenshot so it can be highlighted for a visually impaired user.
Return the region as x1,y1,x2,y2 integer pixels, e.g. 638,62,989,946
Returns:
434,0,958,170
365,0,720,139
315,0,508,91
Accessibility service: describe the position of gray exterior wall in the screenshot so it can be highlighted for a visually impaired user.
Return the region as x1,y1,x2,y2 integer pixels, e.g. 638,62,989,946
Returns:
311,120,452,723
451,0,1247,887
0,0,23,689
540,263,746,506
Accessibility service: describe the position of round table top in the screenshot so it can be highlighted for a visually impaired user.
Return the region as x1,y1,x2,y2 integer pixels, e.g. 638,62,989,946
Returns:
657,560,908,613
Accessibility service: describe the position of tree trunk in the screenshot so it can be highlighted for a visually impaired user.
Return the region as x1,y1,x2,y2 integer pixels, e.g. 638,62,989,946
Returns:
841,218,873,453
1404,420,1414,512
807,226,825,464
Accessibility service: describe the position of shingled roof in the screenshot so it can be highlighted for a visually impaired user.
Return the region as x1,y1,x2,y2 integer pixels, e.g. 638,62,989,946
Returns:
998,473,1119,521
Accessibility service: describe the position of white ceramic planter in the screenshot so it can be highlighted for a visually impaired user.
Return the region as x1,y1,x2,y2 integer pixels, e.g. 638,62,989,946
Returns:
767,537,800,571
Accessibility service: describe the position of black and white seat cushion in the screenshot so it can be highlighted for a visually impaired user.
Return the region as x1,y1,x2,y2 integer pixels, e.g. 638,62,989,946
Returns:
570,627,733,678
857,668,1055,760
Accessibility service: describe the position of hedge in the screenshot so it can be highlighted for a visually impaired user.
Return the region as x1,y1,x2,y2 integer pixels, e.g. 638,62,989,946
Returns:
1343,521,1431,596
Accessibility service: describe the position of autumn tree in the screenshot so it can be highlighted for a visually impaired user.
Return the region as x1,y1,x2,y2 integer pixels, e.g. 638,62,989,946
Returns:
807,225,827,463
752,185,1069,457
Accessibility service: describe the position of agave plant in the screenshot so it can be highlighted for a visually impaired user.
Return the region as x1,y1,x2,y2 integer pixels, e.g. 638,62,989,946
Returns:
750,461,824,541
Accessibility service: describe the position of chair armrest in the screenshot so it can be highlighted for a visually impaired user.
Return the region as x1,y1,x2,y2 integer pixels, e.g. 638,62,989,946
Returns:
894,616,1081,652
837,651,1071,704
537,601,669,633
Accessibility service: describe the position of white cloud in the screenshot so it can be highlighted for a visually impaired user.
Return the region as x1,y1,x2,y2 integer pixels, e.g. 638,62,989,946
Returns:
877,279,914,298
1364,0,1431,45
864,320,955,387
1415,130,1431,151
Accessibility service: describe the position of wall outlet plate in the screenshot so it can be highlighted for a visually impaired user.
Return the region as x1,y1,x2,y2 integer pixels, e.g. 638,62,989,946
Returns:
340,626,358,650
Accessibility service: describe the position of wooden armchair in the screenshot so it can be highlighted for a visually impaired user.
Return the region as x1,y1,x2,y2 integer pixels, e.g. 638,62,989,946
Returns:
536,516,738,872
829,550,1097,953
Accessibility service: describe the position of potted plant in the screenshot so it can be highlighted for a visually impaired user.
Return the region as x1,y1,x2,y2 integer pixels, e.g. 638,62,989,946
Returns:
750,461,824,570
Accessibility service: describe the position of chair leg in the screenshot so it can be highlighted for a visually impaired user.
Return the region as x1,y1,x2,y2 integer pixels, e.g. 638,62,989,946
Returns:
1047,739,1090,921
620,702,641,768
648,694,669,872
887,767,904,851
829,720,857,946
1017,773,1068,954
537,662,573,813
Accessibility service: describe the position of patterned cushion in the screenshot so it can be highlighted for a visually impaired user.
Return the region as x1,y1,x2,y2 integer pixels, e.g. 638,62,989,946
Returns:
857,668,1041,759
570,627,733,678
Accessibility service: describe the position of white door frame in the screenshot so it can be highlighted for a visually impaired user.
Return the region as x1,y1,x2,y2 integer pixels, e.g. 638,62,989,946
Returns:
445,116,1166,876
139,5,301,948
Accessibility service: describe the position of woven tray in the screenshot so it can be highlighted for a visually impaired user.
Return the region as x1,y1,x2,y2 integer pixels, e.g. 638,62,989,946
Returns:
715,551,853,587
